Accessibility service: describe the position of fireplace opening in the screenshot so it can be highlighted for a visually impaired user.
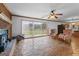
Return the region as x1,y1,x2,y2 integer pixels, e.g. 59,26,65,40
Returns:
0,29,8,53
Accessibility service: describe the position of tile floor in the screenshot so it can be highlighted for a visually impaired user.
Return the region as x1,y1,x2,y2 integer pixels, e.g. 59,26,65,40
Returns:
13,36,73,56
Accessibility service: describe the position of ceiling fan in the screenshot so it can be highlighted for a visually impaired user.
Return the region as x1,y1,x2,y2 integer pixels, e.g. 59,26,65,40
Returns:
42,9,63,19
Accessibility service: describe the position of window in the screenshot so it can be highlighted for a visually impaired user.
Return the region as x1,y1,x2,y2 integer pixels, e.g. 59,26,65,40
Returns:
22,21,47,38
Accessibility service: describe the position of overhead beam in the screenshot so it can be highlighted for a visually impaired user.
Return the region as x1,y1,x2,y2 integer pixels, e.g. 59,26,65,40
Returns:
0,3,12,19
12,14,66,23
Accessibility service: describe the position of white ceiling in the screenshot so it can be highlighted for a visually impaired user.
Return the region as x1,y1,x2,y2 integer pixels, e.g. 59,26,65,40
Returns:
4,3,79,21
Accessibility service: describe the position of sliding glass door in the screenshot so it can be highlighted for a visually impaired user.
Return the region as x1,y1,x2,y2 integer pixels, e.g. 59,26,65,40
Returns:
22,21,47,38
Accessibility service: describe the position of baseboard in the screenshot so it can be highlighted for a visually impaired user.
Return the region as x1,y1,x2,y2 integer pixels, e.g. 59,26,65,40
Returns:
24,35,49,39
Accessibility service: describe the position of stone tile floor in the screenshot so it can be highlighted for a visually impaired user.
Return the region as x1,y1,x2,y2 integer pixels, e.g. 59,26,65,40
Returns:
13,36,73,56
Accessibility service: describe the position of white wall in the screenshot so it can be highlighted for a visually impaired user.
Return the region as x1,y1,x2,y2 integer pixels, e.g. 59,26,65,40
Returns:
47,21,62,33
12,16,62,36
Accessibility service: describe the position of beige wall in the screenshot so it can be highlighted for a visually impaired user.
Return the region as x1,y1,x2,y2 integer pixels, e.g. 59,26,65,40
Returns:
12,16,62,36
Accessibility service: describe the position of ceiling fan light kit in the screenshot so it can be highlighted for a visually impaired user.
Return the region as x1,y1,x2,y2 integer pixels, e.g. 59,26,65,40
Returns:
49,10,63,19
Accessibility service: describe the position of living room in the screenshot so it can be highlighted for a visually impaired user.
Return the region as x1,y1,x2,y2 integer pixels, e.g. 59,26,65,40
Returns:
0,3,79,56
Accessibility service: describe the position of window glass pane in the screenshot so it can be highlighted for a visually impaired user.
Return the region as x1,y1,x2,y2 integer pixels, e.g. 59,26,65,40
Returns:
22,21,47,38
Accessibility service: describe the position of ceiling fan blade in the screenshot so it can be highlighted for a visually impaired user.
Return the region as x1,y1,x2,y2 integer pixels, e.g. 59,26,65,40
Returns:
55,13,63,15
48,15,51,19
55,16,58,19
